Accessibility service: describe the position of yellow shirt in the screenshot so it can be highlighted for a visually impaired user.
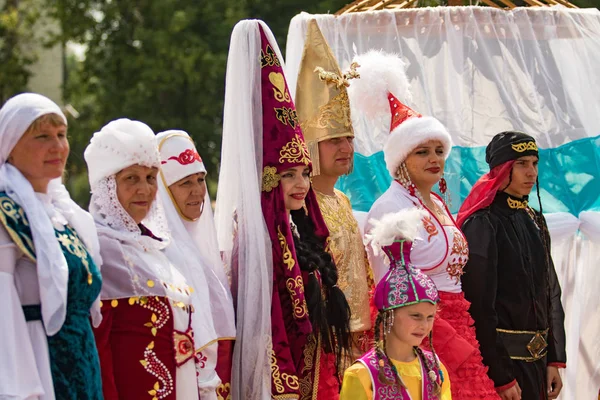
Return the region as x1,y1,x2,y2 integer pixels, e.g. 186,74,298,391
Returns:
315,189,374,333
340,357,452,400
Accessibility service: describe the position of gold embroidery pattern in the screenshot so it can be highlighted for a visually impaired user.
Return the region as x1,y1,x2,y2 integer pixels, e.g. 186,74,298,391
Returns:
262,166,281,192
56,230,93,285
278,134,310,165
260,44,281,68
281,373,300,390
277,226,295,271
511,141,538,152
315,190,371,333
299,335,317,400
275,107,300,129
507,197,529,209
269,72,291,103
422,216,439,242
286,277,308,319
129,296,170,337
447,230,468,284
139,341,174,400
268,339,285,394
216,383,232,400
300,91,352,132
0,195,36,261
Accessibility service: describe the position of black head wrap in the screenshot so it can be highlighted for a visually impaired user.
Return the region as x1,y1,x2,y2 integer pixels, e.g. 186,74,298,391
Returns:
485,131,538,169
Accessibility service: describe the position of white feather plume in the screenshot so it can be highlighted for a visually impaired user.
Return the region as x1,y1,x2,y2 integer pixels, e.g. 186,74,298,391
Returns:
365,208,427,256
346,49,413,122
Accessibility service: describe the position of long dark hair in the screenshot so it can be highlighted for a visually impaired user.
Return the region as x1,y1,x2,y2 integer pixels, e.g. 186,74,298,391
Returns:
290,209,351,376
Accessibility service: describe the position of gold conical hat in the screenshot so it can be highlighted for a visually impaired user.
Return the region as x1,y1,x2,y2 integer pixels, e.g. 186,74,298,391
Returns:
295,19,358,175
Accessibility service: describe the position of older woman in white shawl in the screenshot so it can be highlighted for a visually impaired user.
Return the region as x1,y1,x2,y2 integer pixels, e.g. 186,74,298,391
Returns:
85,119,203,400
0,93,103,400
157,130,236,399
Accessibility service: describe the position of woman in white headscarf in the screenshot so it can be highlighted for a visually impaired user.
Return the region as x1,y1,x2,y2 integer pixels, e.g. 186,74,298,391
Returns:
85,119,202,400
156,129,236,399
0,93,103,400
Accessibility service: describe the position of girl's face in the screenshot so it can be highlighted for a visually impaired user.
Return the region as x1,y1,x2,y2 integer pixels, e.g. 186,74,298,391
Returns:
389,302,437,347
280,166,310,211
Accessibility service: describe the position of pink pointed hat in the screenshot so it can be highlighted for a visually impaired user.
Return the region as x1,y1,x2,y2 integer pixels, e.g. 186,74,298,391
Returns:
366,208,439,311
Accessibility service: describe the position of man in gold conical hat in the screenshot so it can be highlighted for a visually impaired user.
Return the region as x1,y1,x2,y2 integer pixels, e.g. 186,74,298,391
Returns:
295,19,374,365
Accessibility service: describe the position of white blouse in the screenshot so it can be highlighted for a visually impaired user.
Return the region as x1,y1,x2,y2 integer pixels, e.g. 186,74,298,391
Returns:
365,182,468,294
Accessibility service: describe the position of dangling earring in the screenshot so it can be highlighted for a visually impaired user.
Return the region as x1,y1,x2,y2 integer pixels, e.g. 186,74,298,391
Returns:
384,310,394,335
439,176,447,194
439,175,451,207
399,163,417,198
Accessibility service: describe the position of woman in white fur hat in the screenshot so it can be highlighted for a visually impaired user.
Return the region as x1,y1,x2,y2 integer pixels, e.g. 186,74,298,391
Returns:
156,129,236,399
0,93,103,399
85,119,202,400
349,51,499,399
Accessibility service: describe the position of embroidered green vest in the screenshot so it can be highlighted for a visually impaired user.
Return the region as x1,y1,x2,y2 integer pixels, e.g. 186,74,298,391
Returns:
0,191,36,261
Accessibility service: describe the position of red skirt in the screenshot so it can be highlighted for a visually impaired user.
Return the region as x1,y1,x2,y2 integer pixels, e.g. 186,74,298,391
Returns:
316,350,340,400
215,340,234,399
422,291,500,400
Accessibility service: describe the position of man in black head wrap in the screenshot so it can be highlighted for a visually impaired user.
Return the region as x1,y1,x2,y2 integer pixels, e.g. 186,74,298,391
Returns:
456,131,567,400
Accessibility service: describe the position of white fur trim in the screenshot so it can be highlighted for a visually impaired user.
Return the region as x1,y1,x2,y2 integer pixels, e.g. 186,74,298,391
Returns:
365,208,427,255
347,50,412,121
383,116,453,178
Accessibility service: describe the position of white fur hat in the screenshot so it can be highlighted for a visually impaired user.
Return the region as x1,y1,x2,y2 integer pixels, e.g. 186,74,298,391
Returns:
84,118,160,188
348,50,452,178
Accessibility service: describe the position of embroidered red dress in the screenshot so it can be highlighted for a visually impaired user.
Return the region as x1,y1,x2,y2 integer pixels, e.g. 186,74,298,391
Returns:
92,225,201,400
366,182,499,399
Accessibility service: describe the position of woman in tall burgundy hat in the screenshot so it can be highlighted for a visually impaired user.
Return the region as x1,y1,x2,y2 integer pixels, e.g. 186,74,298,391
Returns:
215,19,351,400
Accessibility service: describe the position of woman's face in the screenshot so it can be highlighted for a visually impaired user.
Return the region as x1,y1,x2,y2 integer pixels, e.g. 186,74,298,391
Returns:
280,166,310,211
8,114,69,193
404,140,445,189
115,165,159,224
390,302,437,347
168,172,207,221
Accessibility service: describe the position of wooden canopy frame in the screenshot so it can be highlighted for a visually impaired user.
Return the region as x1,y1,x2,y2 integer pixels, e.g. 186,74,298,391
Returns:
336,0,578,14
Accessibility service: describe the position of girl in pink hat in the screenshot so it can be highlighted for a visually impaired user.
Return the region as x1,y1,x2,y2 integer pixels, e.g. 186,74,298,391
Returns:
340,208,451,399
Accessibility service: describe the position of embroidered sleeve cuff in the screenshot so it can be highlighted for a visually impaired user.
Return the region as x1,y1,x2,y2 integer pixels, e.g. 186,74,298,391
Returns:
495,379,517,393
548,362,566,369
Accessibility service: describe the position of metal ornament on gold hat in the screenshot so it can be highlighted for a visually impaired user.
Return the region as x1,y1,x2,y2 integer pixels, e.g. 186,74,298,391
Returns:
295,19,359,177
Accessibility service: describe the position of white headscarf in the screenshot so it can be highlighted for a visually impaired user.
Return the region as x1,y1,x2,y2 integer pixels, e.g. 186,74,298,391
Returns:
157,130,236,348
84,118,186,303
84,118,169,251
0,93,102,334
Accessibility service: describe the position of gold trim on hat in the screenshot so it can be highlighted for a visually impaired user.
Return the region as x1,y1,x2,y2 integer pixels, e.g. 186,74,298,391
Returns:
295,19,357,176
511,141,538,152
278,134,311,166
262,166,281,192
